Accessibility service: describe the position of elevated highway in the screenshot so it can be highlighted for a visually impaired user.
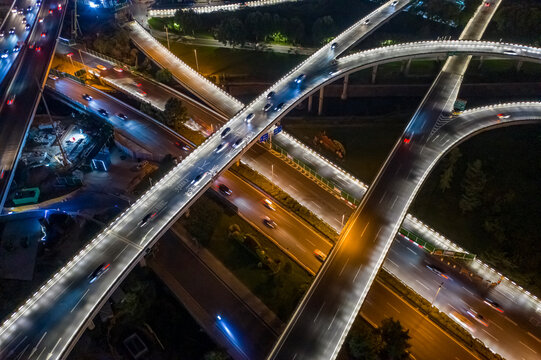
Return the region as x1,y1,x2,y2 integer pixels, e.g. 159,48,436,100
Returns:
1,36,541,359
0,0,68,210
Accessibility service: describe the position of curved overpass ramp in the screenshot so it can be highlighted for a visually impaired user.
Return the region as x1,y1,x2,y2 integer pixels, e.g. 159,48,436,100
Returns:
0,39,540,360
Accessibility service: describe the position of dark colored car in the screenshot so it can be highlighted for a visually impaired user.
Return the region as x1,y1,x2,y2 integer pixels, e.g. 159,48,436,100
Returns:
266,91,275,99
263,216,276,229
116,113,127,120
263,103,272,112
98,108,108,117
294,74,306,84
245,113,255,123
330,42,338,50
82,93,92,101
274,102,284,111
140,212,157,227
88,263,110,283
484,298,504,313
218,184,232,196
220,127,231,138
426,264,450,280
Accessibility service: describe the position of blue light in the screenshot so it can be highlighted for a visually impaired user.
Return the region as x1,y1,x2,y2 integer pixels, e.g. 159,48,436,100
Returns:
89,1,99,8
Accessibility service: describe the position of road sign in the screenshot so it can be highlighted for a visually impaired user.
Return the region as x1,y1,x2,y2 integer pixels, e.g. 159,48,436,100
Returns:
260,133,269,142
273,125,282,135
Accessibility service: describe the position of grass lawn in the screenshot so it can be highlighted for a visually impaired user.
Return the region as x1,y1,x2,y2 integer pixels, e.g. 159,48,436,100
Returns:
160,40,307,82
180,194,312,321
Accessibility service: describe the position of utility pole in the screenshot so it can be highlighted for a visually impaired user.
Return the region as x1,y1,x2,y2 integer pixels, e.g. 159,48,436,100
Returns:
35,78,69,167
164,26,170,50
194,49,199,72
431,282,444,306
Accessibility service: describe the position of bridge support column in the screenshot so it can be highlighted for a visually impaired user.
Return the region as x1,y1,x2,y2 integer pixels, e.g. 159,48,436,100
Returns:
404,58,412,75
88,319,95,330
307,95,313,112
341,74,349,100
477,56,484,69
516,60,523,72
318,87,324,116
371,64,378,84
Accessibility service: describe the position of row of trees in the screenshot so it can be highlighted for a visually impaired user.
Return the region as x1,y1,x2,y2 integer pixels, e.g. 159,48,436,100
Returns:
348,317,411,360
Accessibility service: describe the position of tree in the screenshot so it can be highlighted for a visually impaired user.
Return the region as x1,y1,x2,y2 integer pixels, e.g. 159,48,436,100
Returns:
348,320,382,360
312,16,334,45
175,10,201,35
245,11,264,43
162,97,188,130
288,17,305,45
459,159,487,213
215,16,246,47
379,318,411,359
439,148,462,191
155,68,173,84
204,350,230,360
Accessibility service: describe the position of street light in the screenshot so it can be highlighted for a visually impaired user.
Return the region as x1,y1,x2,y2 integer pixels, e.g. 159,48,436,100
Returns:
194,49,200,73
66,52,74,67
431,282,444,306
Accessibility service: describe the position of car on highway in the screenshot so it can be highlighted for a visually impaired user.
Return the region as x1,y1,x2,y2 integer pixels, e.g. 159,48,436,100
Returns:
140,212,157,227
174,141,189,151
391,0,399,5
274,102,284,111
98,108,109,117
267,91,275,99
220,127,231,137
215,142,228,153
26,5,33,12
17,9,23,15
263,198,275,211
88,263,110,283
497,113,510,119
1,50,9,59
467,309,488,327
503,50,517,56
330,42,337,50
0,31,4,38
21,17,27,24
9,28,15,35
484,1,490,6
314,249,327,262
232,138,243,149
12,45,20,52
96,64,107,71
363,18,370,24
11,7,17,13
48,9,53,14
294,74,306,84
450,311,474,332
38,17,44,23
245,113,255,123
41,31,47,38
425,264,450,280
35,46,41,52
263,103,272,112
116,113,128,120
136,89,147,97
483,298,504,313
263,216,276,229
82,93,92,101
191,172,208,186
218,184,232,196
48,74,59,81
113,66,123,72
6,94,15,105
25,23,30,30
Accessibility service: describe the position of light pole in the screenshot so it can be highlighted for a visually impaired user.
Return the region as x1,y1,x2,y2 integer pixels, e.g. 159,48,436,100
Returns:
66,53,74,68
164,26,170,50
271,164,274,180
431,282,444,306
341,214,345,227
194,49,200,73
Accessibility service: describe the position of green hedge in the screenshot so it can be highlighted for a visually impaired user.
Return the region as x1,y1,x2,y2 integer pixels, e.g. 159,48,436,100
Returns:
230,163,339,242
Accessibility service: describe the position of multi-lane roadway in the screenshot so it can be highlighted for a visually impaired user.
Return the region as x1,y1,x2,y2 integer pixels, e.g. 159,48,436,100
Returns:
0,0,67,210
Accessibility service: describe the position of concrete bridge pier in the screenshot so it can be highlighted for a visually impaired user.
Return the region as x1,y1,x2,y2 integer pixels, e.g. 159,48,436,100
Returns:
371,64,378,84
403,58,412,75
478,56,484,69
341,74,349,100
516,60,523,72
307,95,313,112
318,87,325,115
